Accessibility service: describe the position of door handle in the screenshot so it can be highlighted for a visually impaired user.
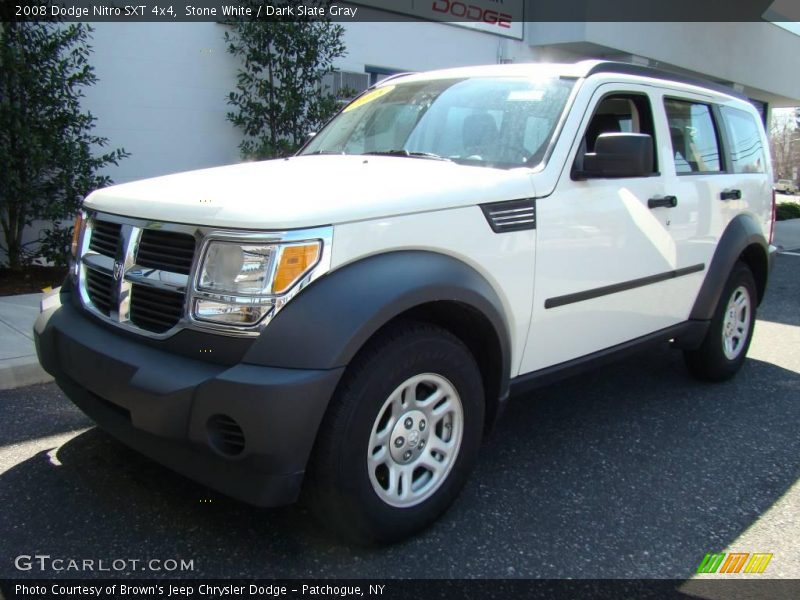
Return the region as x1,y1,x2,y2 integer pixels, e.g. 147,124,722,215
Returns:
720,189,742,200
648,195,678,209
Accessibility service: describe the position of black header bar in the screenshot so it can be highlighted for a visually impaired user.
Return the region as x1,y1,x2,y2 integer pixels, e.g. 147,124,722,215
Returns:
2,0,799,23
3,579,800,600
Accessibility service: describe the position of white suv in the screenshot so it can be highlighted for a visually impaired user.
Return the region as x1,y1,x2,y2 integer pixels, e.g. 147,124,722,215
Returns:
35,61,776,543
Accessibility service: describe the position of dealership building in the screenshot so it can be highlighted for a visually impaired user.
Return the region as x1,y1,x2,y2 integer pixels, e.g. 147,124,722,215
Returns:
5,1,800,260
78,5,800,185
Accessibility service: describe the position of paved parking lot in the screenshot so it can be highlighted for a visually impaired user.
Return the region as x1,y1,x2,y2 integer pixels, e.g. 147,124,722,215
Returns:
1,255,798,580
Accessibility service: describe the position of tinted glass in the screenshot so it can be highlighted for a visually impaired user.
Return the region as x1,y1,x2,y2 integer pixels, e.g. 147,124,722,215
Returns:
664,99,721,174
720,106,766,173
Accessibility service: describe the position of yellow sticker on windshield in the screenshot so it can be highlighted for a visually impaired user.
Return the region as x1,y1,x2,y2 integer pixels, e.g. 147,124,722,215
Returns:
343,86,395,113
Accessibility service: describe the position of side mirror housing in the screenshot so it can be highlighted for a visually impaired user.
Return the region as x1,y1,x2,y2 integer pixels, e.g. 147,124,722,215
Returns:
573,133,654,179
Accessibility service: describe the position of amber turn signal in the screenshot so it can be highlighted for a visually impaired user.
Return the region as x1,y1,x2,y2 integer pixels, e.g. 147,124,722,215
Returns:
272,243,320,294
70,213,84,258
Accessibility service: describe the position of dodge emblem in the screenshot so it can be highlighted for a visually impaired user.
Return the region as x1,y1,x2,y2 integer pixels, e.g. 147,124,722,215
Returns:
113,260,124,280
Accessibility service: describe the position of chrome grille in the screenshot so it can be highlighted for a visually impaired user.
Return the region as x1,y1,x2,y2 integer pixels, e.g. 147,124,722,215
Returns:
85,269,114,316
88,220,121,256
137,229,195,275
130,283,185,333
78,214,196,338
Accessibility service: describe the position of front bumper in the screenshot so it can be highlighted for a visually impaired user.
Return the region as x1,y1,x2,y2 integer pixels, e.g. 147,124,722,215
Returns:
34,289,344,507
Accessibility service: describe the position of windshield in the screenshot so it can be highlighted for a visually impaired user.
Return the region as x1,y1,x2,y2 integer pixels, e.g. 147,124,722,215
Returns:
301,76,575,169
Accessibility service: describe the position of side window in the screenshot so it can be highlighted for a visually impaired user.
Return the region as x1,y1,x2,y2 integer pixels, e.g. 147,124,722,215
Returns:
576,93,658,175
664,99,721,174
720,106,766,173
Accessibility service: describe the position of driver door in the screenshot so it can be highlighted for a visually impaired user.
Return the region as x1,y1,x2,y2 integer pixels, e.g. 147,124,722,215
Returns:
520,83,699,374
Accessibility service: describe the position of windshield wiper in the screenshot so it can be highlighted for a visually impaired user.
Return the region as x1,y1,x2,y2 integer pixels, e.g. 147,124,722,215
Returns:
305,150,345,155
362,150,451,162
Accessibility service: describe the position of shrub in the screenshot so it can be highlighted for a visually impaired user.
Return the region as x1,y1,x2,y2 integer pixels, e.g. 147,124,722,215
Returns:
776,202,800,221
225,7,347,159
0,22,128,268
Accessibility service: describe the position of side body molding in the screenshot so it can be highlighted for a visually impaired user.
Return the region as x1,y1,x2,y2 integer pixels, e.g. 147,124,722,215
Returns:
689,214,769,321
243,249,512,395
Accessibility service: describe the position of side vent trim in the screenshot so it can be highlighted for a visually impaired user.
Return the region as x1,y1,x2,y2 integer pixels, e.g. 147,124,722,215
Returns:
480,198,536,233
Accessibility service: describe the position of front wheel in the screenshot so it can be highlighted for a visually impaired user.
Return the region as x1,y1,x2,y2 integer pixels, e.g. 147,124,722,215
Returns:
304,321,484,544
684,262,757,381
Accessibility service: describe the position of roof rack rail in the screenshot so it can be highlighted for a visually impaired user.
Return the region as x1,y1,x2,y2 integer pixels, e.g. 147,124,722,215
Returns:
586,61,749,102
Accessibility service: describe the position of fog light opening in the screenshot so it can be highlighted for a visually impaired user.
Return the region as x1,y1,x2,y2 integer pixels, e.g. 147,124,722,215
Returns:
207,414,246,457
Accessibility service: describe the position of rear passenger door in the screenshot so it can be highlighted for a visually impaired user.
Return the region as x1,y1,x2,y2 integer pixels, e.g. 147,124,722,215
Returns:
715,103,773,239
656,90,775,301
656,93,731,280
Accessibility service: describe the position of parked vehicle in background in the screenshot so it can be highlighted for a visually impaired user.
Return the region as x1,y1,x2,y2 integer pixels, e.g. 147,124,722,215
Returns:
775,179,799,195
35,61,776,544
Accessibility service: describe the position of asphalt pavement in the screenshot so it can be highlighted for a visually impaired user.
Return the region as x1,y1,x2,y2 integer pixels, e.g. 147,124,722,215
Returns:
0,256,798,580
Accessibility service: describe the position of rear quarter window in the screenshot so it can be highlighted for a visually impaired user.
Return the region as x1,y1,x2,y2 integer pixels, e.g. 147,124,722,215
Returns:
719,106,766,174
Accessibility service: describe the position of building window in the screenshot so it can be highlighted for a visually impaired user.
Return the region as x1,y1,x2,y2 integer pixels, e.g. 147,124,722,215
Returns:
322,70,370,99
747,99,768,126
365,65,406,86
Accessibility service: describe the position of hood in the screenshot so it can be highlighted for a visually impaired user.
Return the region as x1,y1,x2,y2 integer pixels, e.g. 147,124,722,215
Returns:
83,155,535,229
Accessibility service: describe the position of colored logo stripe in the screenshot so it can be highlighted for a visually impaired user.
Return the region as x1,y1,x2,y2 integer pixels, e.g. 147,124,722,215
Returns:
744,553,773,573
720,553,749,573
696,552,773,574
697,554,726,573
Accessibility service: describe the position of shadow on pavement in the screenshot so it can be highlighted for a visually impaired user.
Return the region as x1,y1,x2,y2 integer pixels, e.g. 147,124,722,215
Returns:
1,343,798,579
0,383,93,448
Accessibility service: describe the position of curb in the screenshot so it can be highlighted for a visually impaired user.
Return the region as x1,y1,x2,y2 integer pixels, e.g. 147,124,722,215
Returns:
0,356,53,391
0,291,50,391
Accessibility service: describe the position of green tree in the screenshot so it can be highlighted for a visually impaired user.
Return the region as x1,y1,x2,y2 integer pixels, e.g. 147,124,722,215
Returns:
225,6,347,159
0,22,128,269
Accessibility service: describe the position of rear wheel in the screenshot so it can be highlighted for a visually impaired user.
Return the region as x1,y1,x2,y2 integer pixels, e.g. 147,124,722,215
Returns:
684,262,757,381
304,321,484,544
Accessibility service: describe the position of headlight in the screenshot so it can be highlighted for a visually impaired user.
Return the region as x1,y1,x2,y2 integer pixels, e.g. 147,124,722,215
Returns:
193,239,322,326
198,243,275,296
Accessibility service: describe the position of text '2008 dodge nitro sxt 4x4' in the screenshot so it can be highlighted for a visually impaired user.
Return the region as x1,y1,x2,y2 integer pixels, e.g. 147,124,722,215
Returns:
36,61,776,543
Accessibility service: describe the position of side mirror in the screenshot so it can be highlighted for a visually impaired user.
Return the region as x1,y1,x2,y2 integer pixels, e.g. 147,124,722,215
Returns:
573,133,654,179
306,131,317,141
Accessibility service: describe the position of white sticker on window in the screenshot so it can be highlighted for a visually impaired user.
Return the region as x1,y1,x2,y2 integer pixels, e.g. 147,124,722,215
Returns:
507,90,545,101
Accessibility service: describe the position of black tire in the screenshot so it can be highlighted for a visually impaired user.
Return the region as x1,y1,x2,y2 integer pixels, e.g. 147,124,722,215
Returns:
303,320,484,544
684,261,757,382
